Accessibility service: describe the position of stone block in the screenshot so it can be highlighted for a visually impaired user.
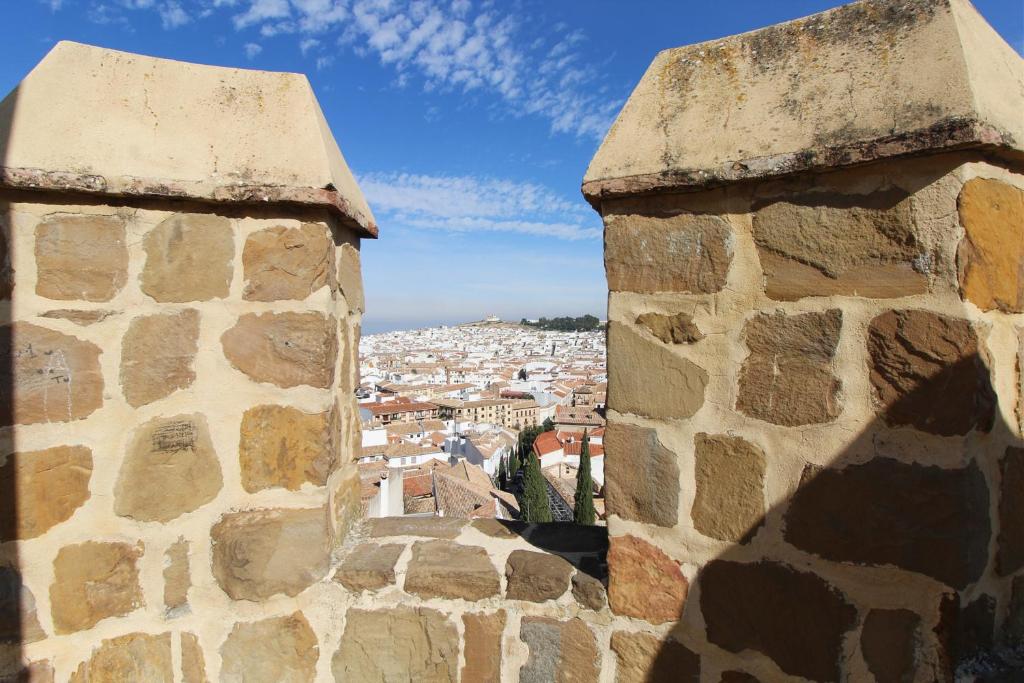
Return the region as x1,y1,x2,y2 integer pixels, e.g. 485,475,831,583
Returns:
699,560,856,682
635,312,703,344
0,323,103,426
603,422,679,528
462,611,505,683
114,414,222,523
471,518,527,538
404,540,499,601
242,223,335,301
367,516,466,539
119,309,199,407
221,312,337,389
50,541,144,634
505,549,573,602
0,566,45,644
784,458,990,590
608,322,707,420
1005,575,1024,644
239,404,336,492
571,571,606,611
220,612,318,683
692,433,766,543
35,214,127,302
163,539,190,613
605,213,732,293
997,446,1024,576
333,543,403,592
736,310,842,426
719,672,760,683
957,178,1024,312
524,523,608,553
211,507,329,601
860,608,921,683
337,243,365,313
333,607,458,681
610,631,700,683
520,617,599,683
0,445,92,541
140,213,234,303
867,309,995,436
0,225,12,301
69,632,172,683
180,632,207,683
40,309,116,325
607,535,686,624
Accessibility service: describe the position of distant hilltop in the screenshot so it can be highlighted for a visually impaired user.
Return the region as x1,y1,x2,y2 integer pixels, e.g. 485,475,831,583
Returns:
456,315,606,332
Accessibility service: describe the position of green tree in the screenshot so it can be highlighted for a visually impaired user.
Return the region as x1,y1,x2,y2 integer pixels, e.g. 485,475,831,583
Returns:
509,448,521,481
573,429,596,525
521,451,552,523
542,417,555,432
517,424,544,457
497,455,508,491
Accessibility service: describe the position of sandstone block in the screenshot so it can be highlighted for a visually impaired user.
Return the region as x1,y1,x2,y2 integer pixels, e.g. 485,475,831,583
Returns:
520,617,599,683
608,322,707,420
720,672,760,683
40,309,116,325
605,213,732,293
0,566,45,644
0,226,12,301
114,414,222,523
462,611,505,683
737,310,842,426
239,404,336,492
50,541,144,634
471,518,526,538
35,214,127,302
700,560,856,682
337,243,365,313
69,632,172,683
405,540,499,601
635,312,704,344
221,312,337,389
785,458,989,589
692,433,766,543
607,535,686,624
505,549,573,602
603,422,679,527
141,213,234,302
752,192,927,300
610,631,700,683
860,609,921,683
333,543,403,592
1006,576,1024,644
868,310,995,435
220,612,318,683
0,445,92,541
243,223,335,301
211,507,329,601
180,632,207,683
332,607,458,681
163,539,190,613
119,309,200,407
572,571,606,611
951,594,996,665
367,516,466,539
957,179,1024,312
0,323,103,426
997,447,1024,576
524,523,609,553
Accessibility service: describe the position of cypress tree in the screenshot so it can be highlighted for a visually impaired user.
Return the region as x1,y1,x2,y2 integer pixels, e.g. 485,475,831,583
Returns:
574,429,596,525
542,417,555,432
521,451,552,523
509,447,521,480
497,455,508,491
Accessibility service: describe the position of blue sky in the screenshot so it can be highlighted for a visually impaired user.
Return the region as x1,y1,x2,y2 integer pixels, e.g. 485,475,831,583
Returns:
2,0,1022,333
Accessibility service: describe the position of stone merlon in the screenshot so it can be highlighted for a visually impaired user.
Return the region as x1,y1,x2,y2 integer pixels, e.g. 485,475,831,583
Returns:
0,41,377,237
583,0,1023,206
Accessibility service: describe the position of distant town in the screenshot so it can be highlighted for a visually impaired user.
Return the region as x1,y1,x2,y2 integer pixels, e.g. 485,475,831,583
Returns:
357,317,606,523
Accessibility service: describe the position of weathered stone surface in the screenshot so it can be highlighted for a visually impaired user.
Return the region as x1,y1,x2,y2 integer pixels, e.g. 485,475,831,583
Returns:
692,433,766,543
141,213,234,302
405,540,499,601
635,312,704,344
0,446,92,541
700,560,856,682
610,631,700,683
337,242,365,313
40,309,116,325
333,543,403,592
571,571,606,611
957,179,1024,312
719,672,760,683
752,192,928,300
220,612,318,683
1005,575,1024,644
6,658,53,683
868,310,995,436
333,607,458,682
114,414,222,523
604,422,679,527
737,310,842,426
120,309,200,407
211,507,329,601
471,518,527,538
607,535,686,624
368,516,466,539
163,539,190,613
221,312,337,389
35,214,127,302
239,404,336,492
997,447,1024,576
462,611,505,683
242,223,335,301
505,550,573,603
952,594,996,664
0,567,45,644
525,523,609,553
860,608,921,683
0,323,103,426
50,541,144,634
180,632,207,683
70,632,172,683
608,322,707,420
785,458,989,589
0,225,13,301
520,617,599,683
605,213,732,293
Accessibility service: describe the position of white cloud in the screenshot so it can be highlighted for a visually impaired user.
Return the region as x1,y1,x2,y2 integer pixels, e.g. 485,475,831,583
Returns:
243,41,263,58
159,1,190,28
300,37,320,54
41,0,64,9
234,0,290,28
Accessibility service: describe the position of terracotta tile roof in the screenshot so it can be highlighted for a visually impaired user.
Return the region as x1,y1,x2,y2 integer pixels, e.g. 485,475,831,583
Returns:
365,401,438,416
403,473,434,498
432,463,519,520
533,430,563,457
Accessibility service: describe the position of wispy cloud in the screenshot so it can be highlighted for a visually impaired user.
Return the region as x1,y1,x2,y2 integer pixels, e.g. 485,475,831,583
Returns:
359,172,601,241
243,41,263,58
